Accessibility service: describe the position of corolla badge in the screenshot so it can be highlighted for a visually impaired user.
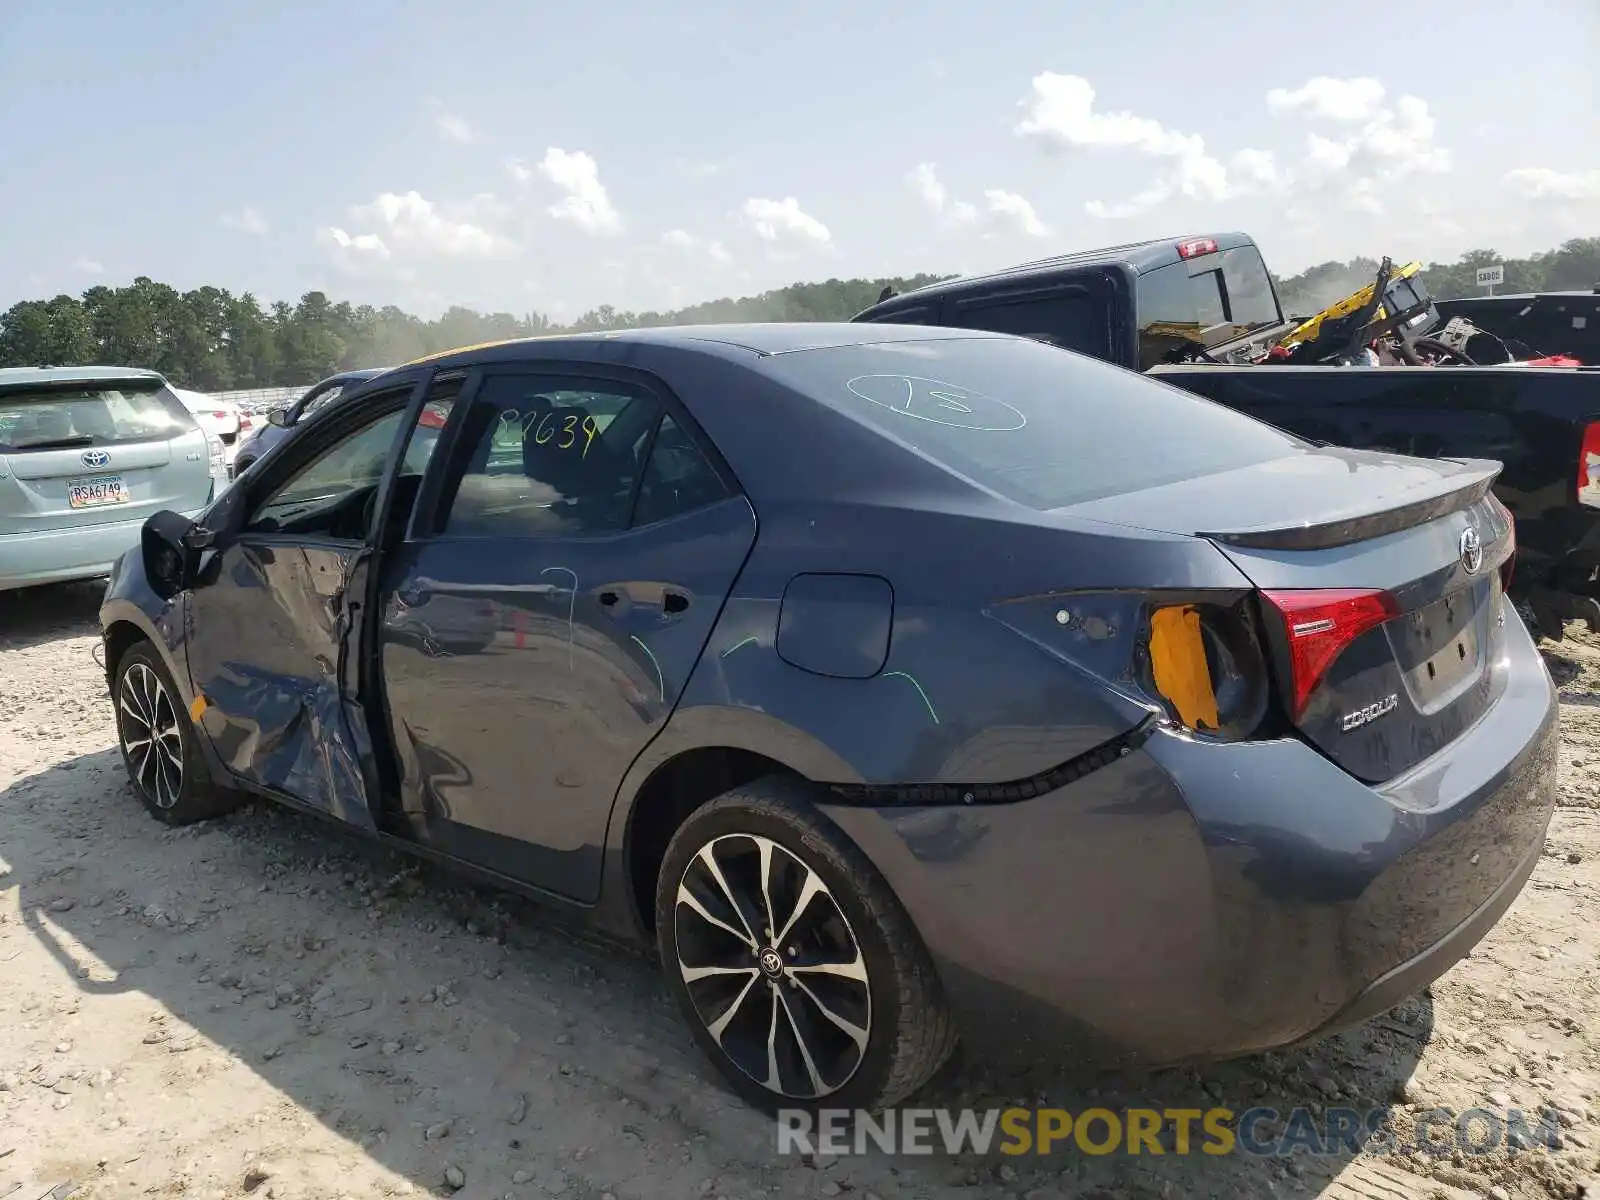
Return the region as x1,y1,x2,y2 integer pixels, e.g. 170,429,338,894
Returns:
81,449,110,468
1459,526,1483,574
1341,694,1399,733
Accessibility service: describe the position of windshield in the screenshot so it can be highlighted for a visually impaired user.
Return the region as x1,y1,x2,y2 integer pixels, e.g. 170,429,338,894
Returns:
764,336,1305,510
0,384,196,452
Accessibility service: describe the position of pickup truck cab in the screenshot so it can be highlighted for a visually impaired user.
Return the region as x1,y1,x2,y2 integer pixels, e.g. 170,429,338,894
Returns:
853,234,1600,639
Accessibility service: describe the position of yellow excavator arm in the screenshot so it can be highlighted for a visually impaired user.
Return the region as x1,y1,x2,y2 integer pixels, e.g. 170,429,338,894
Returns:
1277,261,1423,350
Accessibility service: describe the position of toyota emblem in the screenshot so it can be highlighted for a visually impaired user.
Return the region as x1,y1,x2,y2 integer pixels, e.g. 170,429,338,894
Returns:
1459,527,1483,575
81,449,110,468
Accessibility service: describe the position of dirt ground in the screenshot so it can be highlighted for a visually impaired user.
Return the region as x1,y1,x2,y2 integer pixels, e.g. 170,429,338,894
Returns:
3,582,1599,1200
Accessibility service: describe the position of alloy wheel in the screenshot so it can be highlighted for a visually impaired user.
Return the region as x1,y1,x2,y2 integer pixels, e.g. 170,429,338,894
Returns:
673,833,871,1099
118,662,184,810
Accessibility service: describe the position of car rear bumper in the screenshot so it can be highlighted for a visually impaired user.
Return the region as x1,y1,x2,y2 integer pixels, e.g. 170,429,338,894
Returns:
1,508,205,592
819,594,1559,1070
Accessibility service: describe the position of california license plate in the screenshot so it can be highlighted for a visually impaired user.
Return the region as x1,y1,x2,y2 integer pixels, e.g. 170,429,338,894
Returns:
67,475,128,509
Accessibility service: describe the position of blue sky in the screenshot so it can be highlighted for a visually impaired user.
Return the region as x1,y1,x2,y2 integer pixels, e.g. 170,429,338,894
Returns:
1,0,1595,319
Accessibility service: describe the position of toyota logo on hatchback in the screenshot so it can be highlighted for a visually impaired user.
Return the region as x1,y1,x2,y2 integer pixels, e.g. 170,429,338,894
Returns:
81,450,110,468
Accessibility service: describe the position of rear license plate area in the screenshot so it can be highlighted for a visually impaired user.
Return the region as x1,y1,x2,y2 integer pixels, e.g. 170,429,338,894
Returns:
1390,577,1492,712
67,475,129,509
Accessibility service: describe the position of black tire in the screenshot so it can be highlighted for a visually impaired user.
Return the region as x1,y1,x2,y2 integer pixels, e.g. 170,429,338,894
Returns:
655,775,957,1113
112,641,241,825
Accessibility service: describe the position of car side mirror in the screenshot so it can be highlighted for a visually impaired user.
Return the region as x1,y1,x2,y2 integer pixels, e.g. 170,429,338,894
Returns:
141,510,214,601
266,408,290,428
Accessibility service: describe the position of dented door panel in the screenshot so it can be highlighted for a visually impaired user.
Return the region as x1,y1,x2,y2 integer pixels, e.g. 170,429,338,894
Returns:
185,539,376,827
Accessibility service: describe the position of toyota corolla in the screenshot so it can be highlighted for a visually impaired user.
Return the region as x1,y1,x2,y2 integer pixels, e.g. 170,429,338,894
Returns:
97,324,1557,1112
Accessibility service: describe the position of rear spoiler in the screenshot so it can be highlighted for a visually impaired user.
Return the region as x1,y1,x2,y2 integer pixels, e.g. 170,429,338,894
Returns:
1197,462,1500,551
0,375,166,397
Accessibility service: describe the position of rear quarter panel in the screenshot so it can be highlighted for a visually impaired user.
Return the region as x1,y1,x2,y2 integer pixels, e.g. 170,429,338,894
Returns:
1151,364,1600,587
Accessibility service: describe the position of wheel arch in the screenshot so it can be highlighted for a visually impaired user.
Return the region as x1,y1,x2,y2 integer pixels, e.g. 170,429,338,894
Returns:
100,601,191,702
599,706,863,942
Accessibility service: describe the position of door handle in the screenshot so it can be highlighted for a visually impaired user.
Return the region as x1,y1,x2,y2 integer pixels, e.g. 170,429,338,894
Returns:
599,590,620,608
664,591,690,615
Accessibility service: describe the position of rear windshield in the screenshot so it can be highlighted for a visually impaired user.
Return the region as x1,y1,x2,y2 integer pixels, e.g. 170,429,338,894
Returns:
1136,245,1283,369
0,384,196,452
764,336,1304,510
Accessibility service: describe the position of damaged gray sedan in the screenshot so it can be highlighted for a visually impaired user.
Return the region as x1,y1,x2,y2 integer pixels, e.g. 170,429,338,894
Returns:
99,324,1557,1112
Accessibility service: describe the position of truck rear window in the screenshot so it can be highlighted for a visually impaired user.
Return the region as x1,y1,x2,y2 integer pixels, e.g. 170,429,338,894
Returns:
1136,246,1283,369
766,335,1304,511
0,384,196,452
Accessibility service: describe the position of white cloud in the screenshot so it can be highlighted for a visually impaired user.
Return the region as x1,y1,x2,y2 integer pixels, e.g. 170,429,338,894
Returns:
908,164,1048,237
505,157,534,184
434,113,476,144
908,163,977,224
1266,77,1386,122
220,207,268,235
69,256,104,274
538,148,621,234
660,229,732,262
1015,72,1249,217
1275,82,1450,213
1229,149,1282,192
321,227,390,260
982,189,1049,238
323,190,500,261
1506,167,1600,201
740,197,831,245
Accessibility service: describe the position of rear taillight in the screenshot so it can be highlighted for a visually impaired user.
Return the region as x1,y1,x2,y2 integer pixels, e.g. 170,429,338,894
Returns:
1578,421,1600,509
1260,589,1399,722
1176,237,1218,259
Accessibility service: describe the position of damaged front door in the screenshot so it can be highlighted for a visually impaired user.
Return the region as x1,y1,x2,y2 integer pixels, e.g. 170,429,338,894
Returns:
182,384,427,827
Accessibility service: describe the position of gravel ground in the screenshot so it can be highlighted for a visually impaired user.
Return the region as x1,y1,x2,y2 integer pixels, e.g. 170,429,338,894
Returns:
2,581,1599,1200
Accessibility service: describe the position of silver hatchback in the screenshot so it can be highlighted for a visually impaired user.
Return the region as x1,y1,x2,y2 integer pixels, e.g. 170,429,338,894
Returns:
0,366,214,592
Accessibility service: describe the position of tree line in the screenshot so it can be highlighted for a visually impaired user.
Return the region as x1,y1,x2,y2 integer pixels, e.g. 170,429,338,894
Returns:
0,239,1594,391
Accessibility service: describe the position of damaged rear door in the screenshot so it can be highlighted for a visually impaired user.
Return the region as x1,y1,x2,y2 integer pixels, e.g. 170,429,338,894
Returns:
181,374,440,827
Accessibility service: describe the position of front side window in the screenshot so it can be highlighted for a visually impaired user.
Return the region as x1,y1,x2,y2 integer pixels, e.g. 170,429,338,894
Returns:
436,374,661,538
0,384,195,451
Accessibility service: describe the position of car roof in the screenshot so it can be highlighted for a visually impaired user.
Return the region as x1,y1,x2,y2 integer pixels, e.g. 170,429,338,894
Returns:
0,365,166,390
856,232,1257,312
402,322,1008,374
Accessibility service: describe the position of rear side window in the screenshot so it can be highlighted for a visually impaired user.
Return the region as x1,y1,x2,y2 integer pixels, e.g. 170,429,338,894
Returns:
762,336,1304,511
0,384,195,452
948,294,1104,356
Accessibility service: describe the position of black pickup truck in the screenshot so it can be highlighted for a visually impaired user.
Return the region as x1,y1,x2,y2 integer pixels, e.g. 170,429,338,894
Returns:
852,233,1600,639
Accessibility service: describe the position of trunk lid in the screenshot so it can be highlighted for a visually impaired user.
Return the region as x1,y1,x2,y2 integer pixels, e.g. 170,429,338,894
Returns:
1060,446,1514,783
0,379,213,534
